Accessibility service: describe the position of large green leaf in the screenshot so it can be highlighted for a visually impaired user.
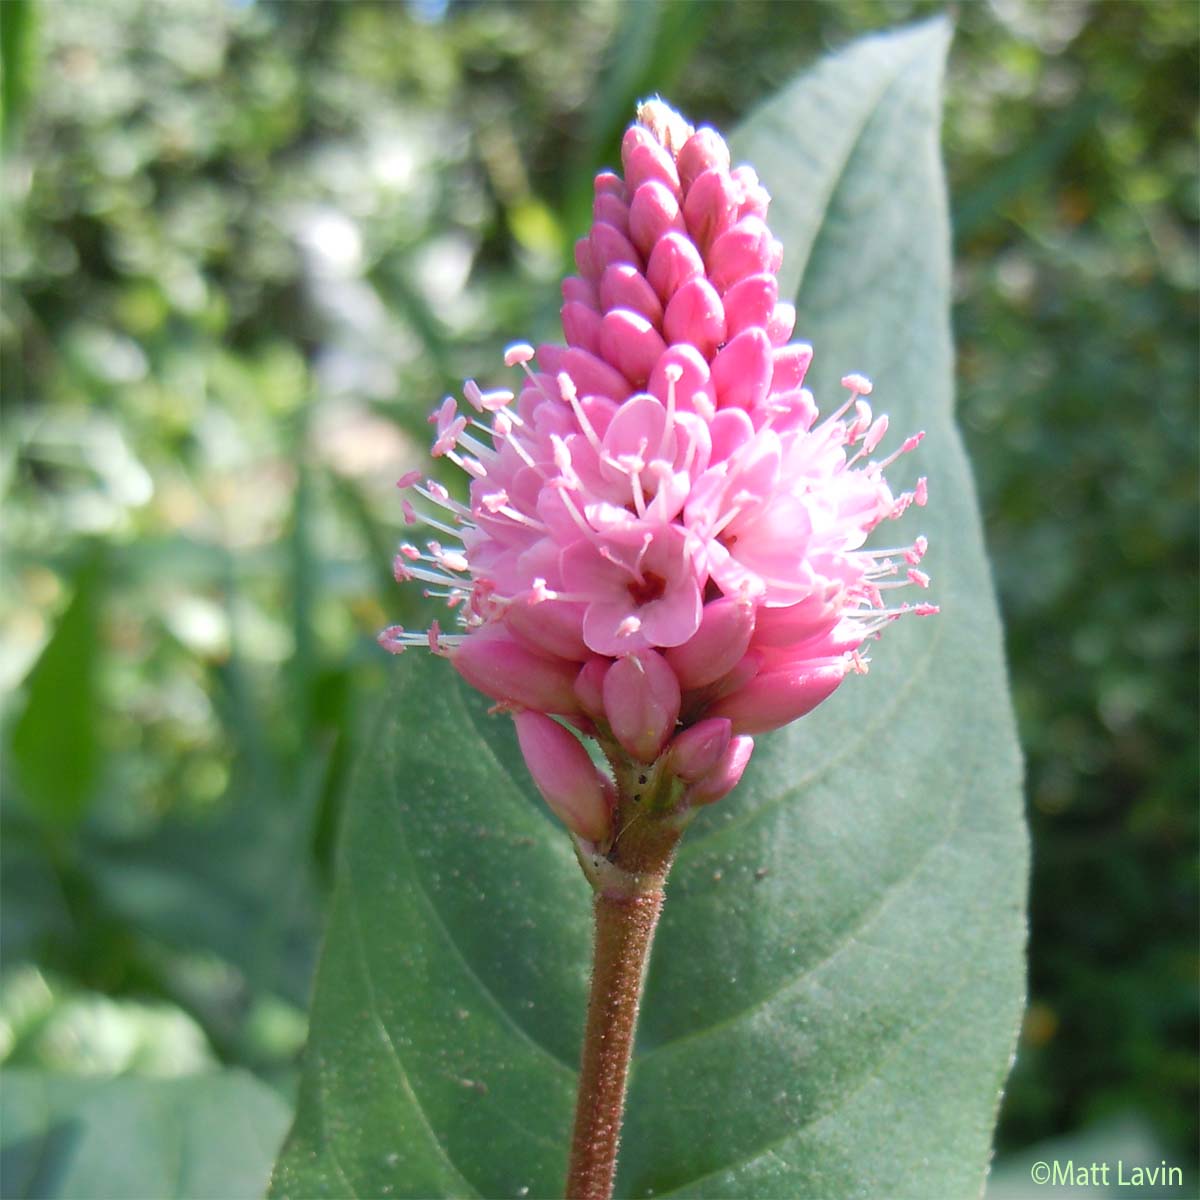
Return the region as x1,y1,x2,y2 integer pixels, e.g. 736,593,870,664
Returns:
272,18,1027,1200
0,1068,291,1199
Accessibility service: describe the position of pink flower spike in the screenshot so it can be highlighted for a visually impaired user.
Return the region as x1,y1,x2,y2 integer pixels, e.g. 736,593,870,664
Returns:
382,97,935,787
513,710,613,843
602,649,682,763
684,735,754,807
708,659,848,735
666,717,732,783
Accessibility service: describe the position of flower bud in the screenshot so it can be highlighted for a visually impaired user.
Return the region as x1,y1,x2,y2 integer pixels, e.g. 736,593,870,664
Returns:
707,659,847,734
602,649,681,763
513,710,613,842
665,597,756,689
666,717,732,782
751,589,842,648
573,656,610,720
505,599,590,662
685,735,754,806
676,127,731,193
711,327,772,411
451,626,581,715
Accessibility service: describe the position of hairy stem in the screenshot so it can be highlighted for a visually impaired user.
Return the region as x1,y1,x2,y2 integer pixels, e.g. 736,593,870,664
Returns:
565,886,665,1200
564,744,690,1198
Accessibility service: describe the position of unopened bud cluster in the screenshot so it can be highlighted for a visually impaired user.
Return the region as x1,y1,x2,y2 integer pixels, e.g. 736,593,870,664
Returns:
382,100,935,845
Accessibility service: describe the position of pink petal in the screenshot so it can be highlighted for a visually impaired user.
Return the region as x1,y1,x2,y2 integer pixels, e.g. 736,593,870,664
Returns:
770,343,814,395
767,302,796,346
574,236,597,280
561,347,634,401
600,309,668,387
590,221,641,274
628,180,686,258
677,127,731,193
583,601,651,657
711,327,772,411
708,217,774,293
647,343,716,414
682,167,739,252
663,276,726,359
562,300,603,354
621,126,681,195
593,170,626,200
562,275,599,310
706,406,756,462
638,576,703,648
646,230,704,303
600,264,664,325
722,273,778,337
592,191,630,236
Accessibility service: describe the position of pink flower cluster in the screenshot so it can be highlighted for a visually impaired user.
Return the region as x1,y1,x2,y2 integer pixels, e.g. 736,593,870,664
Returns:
381,100,935,845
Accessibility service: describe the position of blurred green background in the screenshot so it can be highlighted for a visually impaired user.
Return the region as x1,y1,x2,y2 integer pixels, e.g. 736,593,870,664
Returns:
2,0,1196,1186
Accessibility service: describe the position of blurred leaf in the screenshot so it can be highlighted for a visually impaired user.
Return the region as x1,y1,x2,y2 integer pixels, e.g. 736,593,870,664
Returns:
88,752,325,1011
953,90,1106,242
0,966,214,1077
0,0,35,146
271,20,1027,1200
10,548,104,831
0,1068,290,1200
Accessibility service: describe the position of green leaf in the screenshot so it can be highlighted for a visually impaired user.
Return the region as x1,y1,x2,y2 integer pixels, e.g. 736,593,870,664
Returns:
9,548,105,830
272,19,1027,1200
0,1068,291,1199
0,0,36,147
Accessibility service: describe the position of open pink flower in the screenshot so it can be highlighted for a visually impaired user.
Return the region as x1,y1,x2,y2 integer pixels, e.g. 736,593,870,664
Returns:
560,522,702,656
380,99,936,842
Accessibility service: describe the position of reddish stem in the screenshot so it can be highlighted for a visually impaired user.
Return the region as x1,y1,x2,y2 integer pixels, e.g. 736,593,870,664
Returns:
565,887,665,1200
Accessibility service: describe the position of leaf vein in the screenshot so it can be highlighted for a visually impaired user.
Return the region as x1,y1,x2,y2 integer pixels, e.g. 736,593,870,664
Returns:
398,832,578,1076
347,888,483,1198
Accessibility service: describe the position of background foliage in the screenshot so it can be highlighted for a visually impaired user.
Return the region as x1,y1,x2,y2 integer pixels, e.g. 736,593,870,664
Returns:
2,0,1196,1192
